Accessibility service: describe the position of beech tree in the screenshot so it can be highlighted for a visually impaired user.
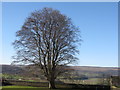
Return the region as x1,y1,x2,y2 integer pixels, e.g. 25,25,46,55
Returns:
12,7,81,89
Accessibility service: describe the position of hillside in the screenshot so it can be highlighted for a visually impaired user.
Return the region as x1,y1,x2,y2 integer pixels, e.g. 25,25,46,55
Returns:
1,64,119,78
70,66,118,76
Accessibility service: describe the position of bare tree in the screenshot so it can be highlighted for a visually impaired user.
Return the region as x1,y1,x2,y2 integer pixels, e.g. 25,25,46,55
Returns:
12,7,81,89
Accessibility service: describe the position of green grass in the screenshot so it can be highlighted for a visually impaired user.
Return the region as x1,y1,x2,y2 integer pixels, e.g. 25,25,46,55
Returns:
2,74,23,80
2,85,118,90
1,86,78,90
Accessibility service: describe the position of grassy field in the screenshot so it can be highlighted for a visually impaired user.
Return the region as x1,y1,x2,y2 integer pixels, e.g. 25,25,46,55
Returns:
1,86,49,90
61,78,108,85
1,86,120,90
1,86,79,90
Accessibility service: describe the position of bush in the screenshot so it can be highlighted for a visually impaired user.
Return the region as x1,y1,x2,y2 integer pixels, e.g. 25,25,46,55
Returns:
2,78,12,86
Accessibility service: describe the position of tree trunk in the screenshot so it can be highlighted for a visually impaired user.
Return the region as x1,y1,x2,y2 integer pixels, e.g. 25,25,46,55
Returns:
49,78,56,89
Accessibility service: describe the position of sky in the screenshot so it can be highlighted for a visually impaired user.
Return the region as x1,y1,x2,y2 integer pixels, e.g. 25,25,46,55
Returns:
1,2,118,67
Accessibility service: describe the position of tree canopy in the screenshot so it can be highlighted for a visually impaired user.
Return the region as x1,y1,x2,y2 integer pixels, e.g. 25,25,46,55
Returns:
12,7,81,89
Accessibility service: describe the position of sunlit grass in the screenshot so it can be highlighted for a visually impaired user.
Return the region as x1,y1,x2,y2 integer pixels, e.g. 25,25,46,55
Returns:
0,86,74,90
1,86,50,90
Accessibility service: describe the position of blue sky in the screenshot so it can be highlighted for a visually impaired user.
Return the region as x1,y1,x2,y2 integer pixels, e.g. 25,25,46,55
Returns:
2,2,118,67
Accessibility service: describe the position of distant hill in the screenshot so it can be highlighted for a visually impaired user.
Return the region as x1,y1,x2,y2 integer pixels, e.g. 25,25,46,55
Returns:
69,66,119,78
1,64,26,75
70,66,118,74
1,64,119,78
